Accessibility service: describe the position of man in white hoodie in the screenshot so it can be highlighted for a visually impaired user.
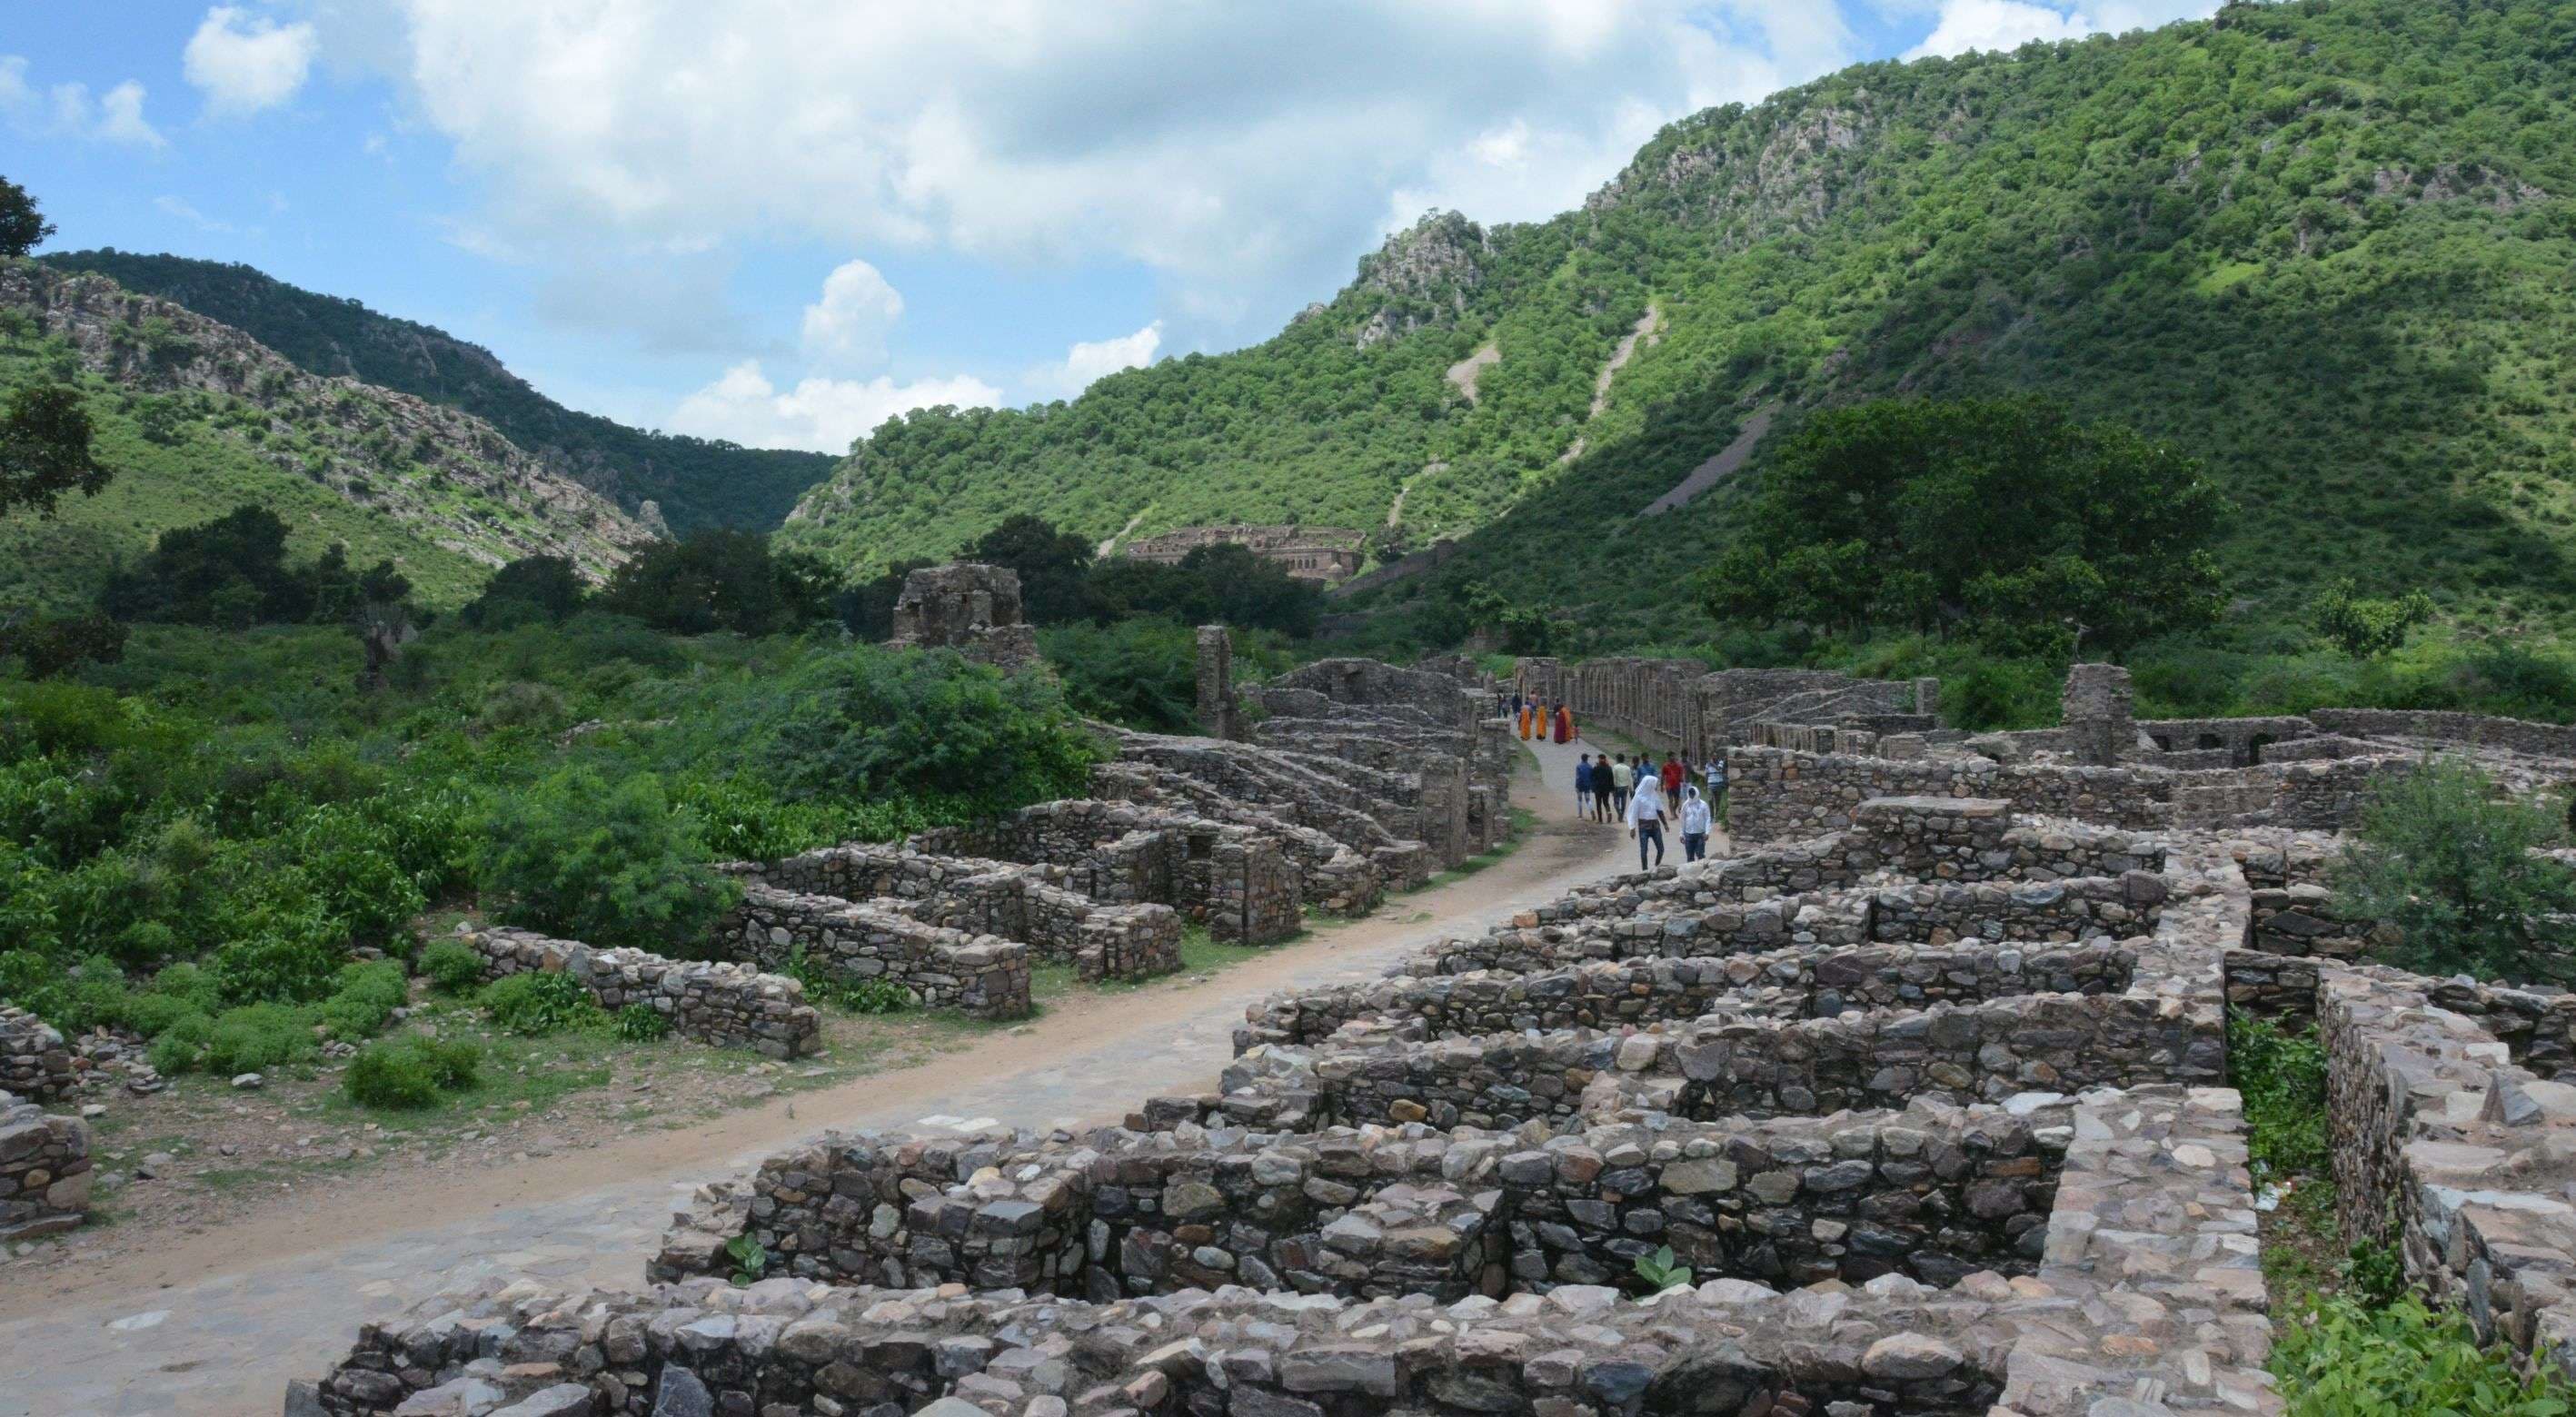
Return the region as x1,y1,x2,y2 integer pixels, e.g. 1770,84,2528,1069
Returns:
1678,784,1713,862
1626,768,1667,870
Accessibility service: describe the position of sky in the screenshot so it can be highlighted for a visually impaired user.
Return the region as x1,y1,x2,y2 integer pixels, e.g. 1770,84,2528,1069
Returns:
5,0,2218,456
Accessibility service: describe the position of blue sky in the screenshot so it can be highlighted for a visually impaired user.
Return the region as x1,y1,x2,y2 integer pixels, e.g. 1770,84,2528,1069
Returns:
5,0,2213,454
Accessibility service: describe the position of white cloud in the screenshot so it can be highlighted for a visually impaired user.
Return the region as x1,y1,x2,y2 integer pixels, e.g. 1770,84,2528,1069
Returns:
1,56,167,148
184,6,320,116
1905,0,2093,57
154,195,238,233
348,1,1865,350
799,259,905,369
670,360,1001,453
1026,322,1162,401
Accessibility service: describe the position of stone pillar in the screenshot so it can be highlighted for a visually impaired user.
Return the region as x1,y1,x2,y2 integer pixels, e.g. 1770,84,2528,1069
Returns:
1914,678,1942,723
2061,663,2136,767
1195,625,1241,741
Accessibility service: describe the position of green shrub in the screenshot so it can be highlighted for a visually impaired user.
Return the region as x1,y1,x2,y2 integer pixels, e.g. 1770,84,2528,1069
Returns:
2272,1293,2576,1415
1944,659,2060,731
472,767,739,952
783,946,910,1015
146,1011,215,1074
418,938,485,995
2309,580,2436,659
315,960,407,1040
208,926,346,1005
2228,1010,2328,1176
343,1035,481,1109
2332,758,2576,986
612,1003,671,1042
480,970,604,1036
194,1003,320,1075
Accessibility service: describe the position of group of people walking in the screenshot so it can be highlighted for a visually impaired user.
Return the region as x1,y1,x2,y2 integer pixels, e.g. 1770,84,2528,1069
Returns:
1574,748,1728,870
1514,693,1572,745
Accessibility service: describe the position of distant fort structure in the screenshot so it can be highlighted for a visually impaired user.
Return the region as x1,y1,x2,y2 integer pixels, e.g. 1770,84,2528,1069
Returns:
1119,523,1365,585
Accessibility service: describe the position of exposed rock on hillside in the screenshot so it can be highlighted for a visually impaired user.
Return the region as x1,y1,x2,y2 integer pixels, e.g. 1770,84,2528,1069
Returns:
0,263,652,580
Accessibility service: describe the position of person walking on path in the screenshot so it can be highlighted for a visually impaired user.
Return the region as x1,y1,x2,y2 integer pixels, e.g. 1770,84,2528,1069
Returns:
1608,754,1633,818
1574,753,1595,818
1627,769,1668,870
1659,752,1685,803
1517,703,1531,740
1553,703,1572,745
1678,784,1713,862
1700,754,1730,829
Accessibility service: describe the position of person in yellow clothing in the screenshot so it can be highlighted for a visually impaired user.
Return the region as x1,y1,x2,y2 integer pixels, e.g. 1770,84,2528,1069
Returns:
1517,704,1532,740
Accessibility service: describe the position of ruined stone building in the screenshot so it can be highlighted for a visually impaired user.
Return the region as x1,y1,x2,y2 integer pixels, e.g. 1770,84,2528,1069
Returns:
1120,524,1366,584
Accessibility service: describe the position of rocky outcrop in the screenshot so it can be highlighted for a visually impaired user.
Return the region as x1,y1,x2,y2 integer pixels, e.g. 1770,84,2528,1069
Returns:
0,263,652,579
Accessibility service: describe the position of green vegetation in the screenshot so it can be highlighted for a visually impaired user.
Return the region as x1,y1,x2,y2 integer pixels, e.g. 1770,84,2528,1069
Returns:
479,970,608,1036
1,382,109,518
473,768,741,954
417,938,484,995
2332,758,2576,985
777,0,2576,663
37,250,835,534
2311,580,2438,659
1633,1244,1692,1294
0,175,51,259
1697,398,2225,657
343,1034,481,1109
2229,1010,2328,1177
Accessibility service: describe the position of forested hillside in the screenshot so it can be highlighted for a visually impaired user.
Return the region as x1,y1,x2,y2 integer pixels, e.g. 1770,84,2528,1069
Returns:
781,0,2576,645
40,252,836,534
0,261,652,609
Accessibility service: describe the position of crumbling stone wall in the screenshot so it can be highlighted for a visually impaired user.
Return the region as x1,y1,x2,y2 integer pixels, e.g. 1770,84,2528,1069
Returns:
2308,706,2576,759
1111,730,1436,890
2058,663,2137,767
730,844,1185,982
911,800,1302,945
1726,747,2175,843
1514,659,1933,765
1239,941,2138,1049
0,1089,89,1240
459,926,825,1056
0,1006,74,1103
1092,762,1387,916
886,561,1045,674
712,887,1032,1020
1194,625,1243,740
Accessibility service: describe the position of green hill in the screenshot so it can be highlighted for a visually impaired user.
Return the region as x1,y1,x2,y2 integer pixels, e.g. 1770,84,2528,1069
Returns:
778,0,2576,645
0,261,653,610
39,251,836,535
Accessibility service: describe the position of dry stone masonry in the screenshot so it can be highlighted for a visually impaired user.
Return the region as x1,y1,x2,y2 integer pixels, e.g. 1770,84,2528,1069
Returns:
912,800,1302,946
713,887,1034,1020
458,926,826,1057
0,1087,90,1240
0,1005,75,1103
887,562,1047,676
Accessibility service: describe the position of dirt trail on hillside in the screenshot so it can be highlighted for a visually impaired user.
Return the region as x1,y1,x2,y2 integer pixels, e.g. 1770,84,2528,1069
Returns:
1,738,1633,1417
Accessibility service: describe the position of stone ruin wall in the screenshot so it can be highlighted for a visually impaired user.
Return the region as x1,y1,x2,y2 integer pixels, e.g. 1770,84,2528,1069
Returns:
910,799,1303,946
1512,658,1935,765
0,1086,90,1241
458,926,827,1056
710,887,1034,1020
307,792,2283,1417
1090,761,1389,917
886,562,1046,676
0,1005,75,1104
728,844,1186,985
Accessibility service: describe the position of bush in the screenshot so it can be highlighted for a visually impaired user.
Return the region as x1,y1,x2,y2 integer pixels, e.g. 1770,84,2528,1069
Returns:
1944,659,2059,731
2308,580,2435,659
315,960,407,1040
2228,1010,2328,1175
472,767,740,952
2332,758,2576,986
418,938,484,995
343,1035,481,1109
146,1011,215,1074
193,1003,320,1075
612,1003,671,1041
208,926,345,1005
480,970,604,1036
2271,1293,2576,1415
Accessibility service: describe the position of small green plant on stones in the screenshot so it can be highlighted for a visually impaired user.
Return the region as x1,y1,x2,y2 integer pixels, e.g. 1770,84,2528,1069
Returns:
2341,1234,2408,1309
725,1234,769,1287
1634,1244,1692,1293
783,946,910,1015
2228,1010,2328,1176
612,1003,671,1042
480,970,605,1036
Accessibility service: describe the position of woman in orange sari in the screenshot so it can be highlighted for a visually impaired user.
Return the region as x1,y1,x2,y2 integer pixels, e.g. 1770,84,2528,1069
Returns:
1517,703,1532,740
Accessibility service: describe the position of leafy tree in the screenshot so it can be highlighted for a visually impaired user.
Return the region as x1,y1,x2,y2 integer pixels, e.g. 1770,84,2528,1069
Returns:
2308,580,2436,659
596,530,837,637
0,609,125,679
2332,758,2576,986
98,505,411,630
0,384,109,518
472,767,740,952
1697,399,2227,654
462,556,587,629
0,174,52,259
970,514,1097,625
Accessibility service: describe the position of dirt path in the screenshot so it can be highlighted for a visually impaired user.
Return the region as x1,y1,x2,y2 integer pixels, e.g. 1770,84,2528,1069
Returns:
2,738,1629,1417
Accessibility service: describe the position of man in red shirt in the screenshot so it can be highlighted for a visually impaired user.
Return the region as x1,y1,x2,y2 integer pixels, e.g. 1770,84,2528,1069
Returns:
1659,754,1685,802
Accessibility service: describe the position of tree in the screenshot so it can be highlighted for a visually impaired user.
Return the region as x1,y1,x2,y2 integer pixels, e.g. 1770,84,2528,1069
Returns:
0,175,53,259
0,384,109,517
1695,398,2227,654
2309,580,2436,659
970,514,1097,625
0,609,126,679
596,530,837,637
2332,758,2576,986
472,768,740,952
462,556,587,628
837,558,930,641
